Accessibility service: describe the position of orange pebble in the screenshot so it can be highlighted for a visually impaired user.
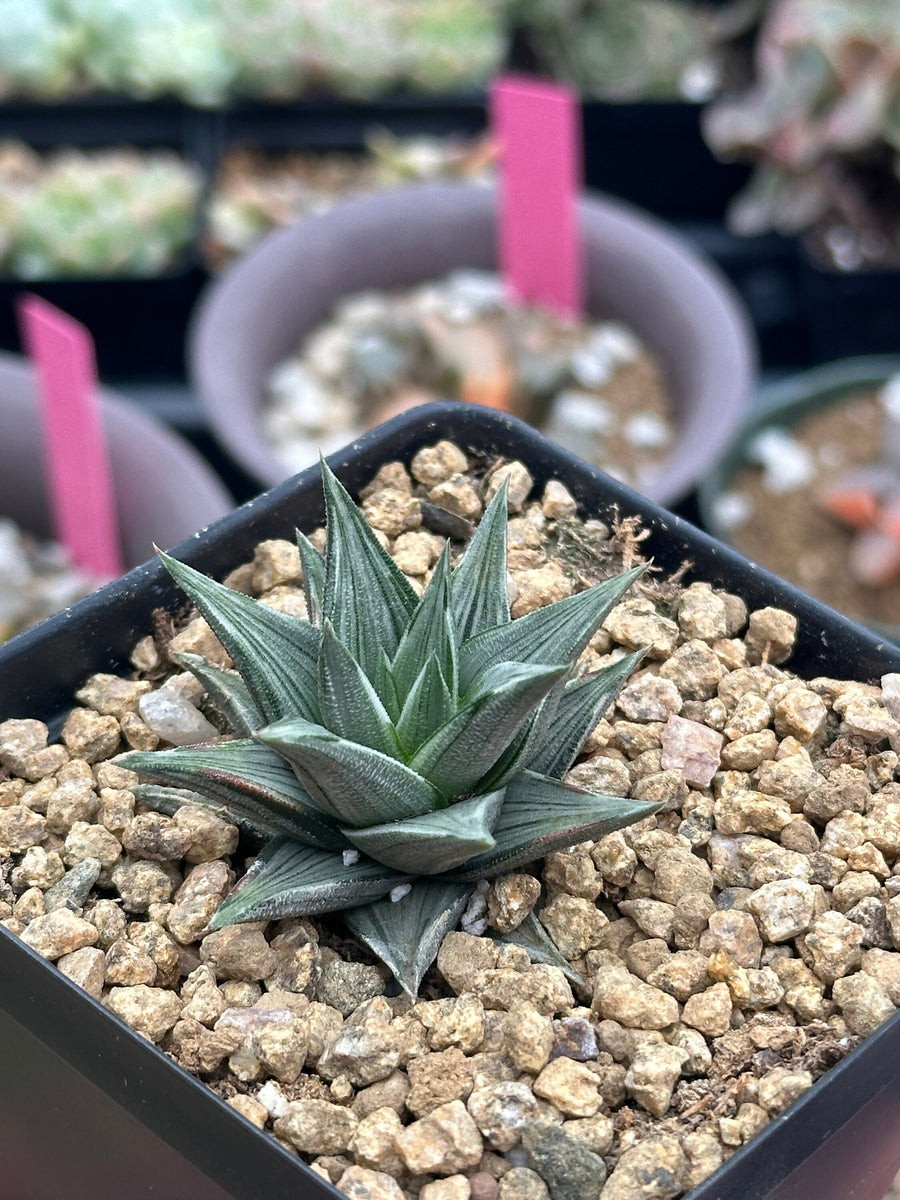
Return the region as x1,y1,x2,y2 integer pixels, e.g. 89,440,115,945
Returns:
818,486,880,529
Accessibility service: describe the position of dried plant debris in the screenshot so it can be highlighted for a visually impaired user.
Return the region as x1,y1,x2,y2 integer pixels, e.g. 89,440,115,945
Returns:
4,444,900,1200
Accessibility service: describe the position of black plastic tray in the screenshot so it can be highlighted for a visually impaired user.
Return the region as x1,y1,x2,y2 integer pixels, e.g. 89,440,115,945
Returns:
799,251,900,364
581,100,750,220
2,403,900,1200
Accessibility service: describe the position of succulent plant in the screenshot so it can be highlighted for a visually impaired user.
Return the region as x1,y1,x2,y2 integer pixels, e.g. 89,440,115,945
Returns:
511,0,758,103
0,143,201,279
119,461,656,994
704,0,900,267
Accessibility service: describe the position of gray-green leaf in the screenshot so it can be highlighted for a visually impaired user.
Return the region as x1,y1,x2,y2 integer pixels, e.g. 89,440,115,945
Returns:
321,460,417,680
410,662,568,799
296,527,326,626
172,651,264,737
527,649,646,779
446,769,660,881
211,837,410,925
118,740,347,850
391,544,457,702
318,621,399,759
395,652,455,755
458,565,644,693
450,480,510,641
342,789,504,874
343,879,473,997
158,549,321,725
257,717,443,826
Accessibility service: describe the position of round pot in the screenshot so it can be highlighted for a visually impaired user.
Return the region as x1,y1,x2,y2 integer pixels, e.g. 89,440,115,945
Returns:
0,351,233,568
697,355,900,640
189,181,757,506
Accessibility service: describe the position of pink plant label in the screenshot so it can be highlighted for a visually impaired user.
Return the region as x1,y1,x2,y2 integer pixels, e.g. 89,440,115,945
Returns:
490,75,583,319
18,295,122,580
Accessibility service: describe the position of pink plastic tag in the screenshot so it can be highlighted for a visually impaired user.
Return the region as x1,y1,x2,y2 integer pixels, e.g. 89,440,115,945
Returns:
18,295,122,580
491,75,583,319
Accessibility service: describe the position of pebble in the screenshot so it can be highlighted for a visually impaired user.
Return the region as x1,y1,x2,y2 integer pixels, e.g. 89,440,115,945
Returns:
395,1100,484,1176
19,907,98,960
275,1099,359,1155
521,1123,607,1200
660,715,723,788
467,1083,541,1151
498,1168,550,1200
600,1134,688,1200
104,984,182,1042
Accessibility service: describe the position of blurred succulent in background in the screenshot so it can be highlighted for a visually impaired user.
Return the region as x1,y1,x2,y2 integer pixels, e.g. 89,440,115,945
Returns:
0,142,201,278
0,0,510,104
511,0,761,102
0,0,80,99
204,131,494,270
704,0,900,269
119,462,655,994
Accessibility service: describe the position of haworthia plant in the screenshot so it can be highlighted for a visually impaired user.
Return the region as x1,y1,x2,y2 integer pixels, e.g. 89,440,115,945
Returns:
120,460,658,994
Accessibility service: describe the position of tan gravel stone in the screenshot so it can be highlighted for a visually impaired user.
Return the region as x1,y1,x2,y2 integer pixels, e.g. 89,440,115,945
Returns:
467,1082,540,1150
406,1047,474,1117
601,1134,688,1200
533,1057,601,1118
498,1168,549,1200
57,945,106,998
275,1099,358,1155
105,984,182,1042
0,804,46,853
20,907,98,960
411,442,468,488
421,1177,471,1200
61,708,120,763
487,873,541,933
348,1107,406,1176
485,461,533,513
681,982,733,1037
757,1066,813,1114
625,1042,689,1116
746,879,818,942
832,973,896,1036
591,968,679,1029
395,1099,484,1176
200,925,276,982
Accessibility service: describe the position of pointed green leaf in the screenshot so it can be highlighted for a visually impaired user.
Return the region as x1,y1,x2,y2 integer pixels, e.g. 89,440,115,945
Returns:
158,549,321,725
118,740,347,851
342,789,504,874
296,527,326,625
459,565,645,694
391,544,457,702
211,837,410,926
527,650,646,779
321,461,417,679
172,651,265,737
473,682,565,793
257,717,443,826
375,647,402,724
318,621,399,758
395,652,455,754
446,769,660,881
450,479,510,640
410,662,568,799
493,910,584,986
343,879,472,997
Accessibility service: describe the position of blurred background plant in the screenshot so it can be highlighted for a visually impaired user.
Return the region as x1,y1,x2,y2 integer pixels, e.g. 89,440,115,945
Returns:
704,0,900,270
203,130,495,270
0,0,510,105
509,0,763,102
0,142,200,277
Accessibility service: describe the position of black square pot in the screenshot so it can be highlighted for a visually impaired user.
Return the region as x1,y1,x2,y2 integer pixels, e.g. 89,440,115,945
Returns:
2,402,900,1200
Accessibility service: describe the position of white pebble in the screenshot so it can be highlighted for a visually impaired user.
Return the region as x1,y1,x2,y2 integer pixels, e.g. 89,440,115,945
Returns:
571,346,614,389
879,375,900,423
256,1080,289,1119
460,879,490,936
342,849,361,866
548,390,615,435
138,688,219,746
390,884,412,903
711,490,754,532
624,412,671,449
746,428,817,493
591,321,642,364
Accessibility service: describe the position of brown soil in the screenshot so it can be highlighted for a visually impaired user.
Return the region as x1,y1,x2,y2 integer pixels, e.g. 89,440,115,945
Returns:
728,389,900,630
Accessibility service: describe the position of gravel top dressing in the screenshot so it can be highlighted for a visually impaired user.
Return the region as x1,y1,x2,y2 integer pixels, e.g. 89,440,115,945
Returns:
263,273,675,496
3,442,900,1200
